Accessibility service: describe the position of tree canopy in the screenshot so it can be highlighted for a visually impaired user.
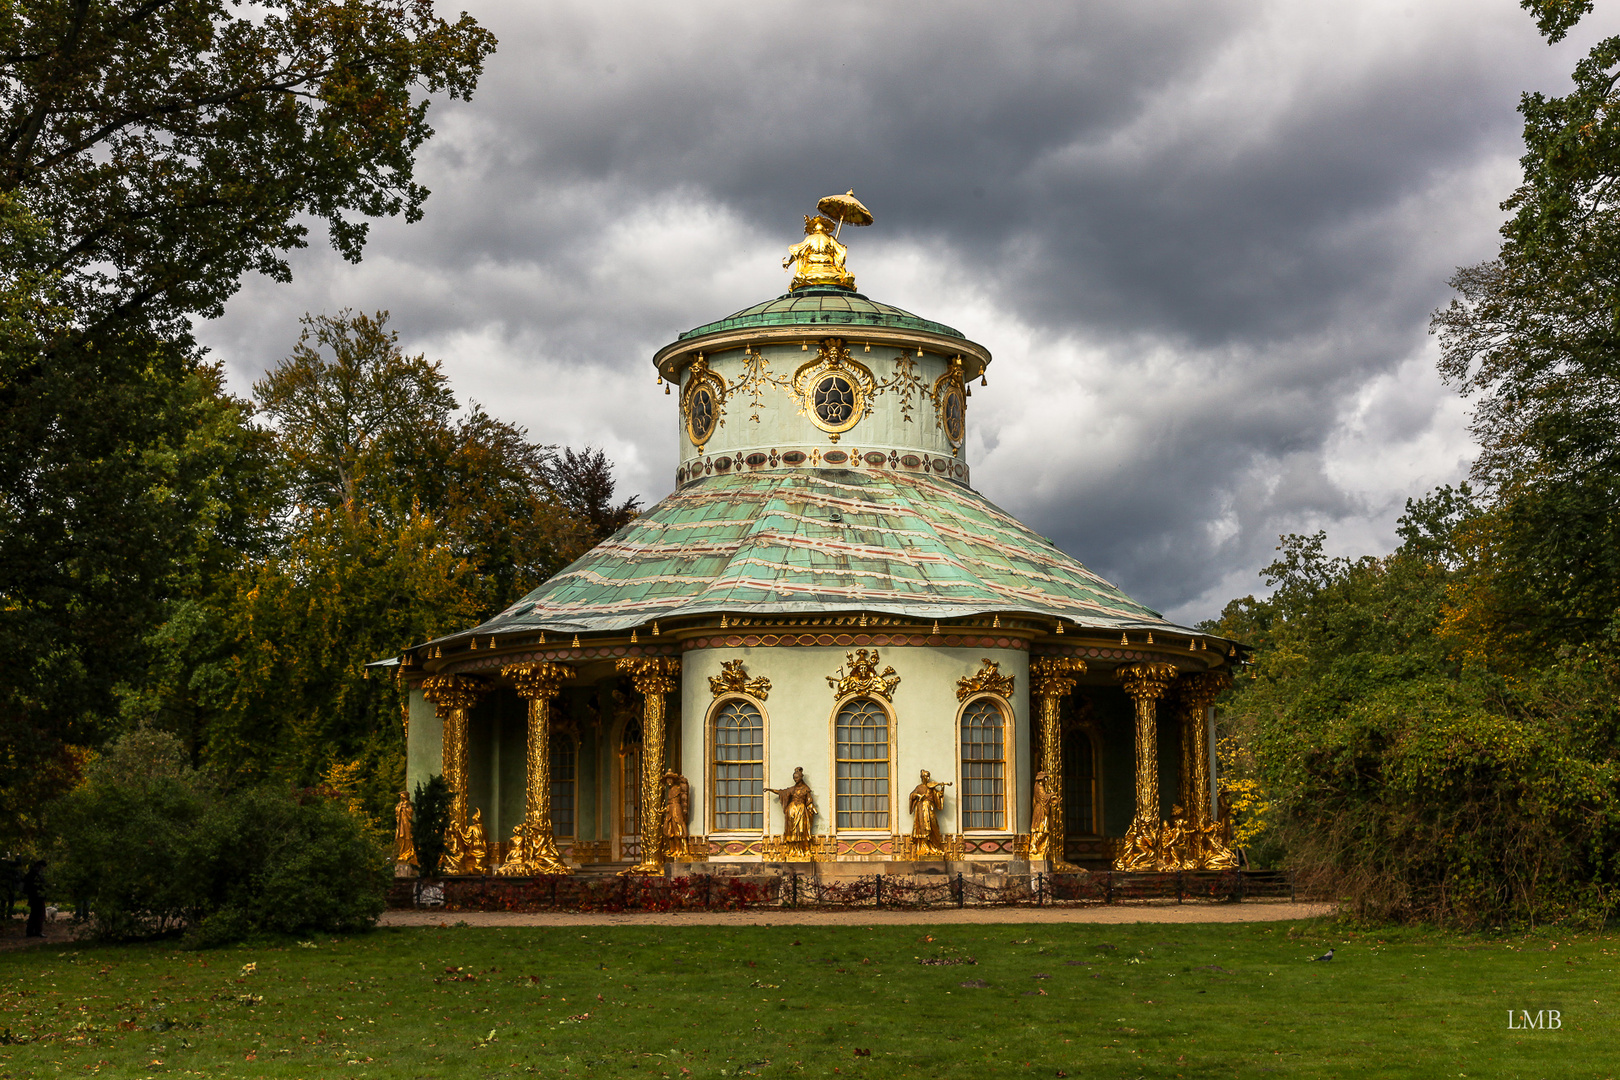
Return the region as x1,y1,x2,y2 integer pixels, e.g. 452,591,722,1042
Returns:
0,0,495,334
1213,0,1620,926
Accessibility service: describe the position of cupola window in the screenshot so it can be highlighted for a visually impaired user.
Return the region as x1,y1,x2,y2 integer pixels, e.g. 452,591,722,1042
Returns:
687,385,717,444
813,374,857,426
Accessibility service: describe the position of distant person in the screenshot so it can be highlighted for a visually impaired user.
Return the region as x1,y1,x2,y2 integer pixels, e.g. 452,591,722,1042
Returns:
22,860,46,938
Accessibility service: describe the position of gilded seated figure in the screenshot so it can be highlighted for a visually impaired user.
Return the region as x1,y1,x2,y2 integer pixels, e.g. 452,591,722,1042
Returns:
460,807,489,874
784,215,854,290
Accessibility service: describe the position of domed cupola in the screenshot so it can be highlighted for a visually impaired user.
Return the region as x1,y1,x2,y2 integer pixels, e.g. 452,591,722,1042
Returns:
653,193,988,489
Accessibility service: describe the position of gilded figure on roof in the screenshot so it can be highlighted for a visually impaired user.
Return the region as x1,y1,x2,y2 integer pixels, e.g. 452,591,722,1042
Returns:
784,215,854,290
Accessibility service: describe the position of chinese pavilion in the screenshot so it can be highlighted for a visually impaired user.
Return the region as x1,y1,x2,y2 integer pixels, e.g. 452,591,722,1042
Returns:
397,193,1242,877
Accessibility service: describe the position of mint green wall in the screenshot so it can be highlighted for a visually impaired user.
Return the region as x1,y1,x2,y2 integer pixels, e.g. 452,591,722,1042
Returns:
405,686,440,797
679,646,1029,839
681,344,967,469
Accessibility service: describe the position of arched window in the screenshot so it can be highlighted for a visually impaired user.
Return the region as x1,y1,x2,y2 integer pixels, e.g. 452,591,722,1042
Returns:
551,739,576,839
960,698,1006,830
835,698,890,830
712,699,764,831
1063,726,1099,837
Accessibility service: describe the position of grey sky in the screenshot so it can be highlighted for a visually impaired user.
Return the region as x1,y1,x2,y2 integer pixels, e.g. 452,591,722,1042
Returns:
195,0,1609,624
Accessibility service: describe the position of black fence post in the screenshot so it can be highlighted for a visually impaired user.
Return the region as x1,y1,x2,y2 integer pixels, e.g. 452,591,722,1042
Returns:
791,871,798,908
1104,872,1114,905
1175,871,1184,904
875,874,883,909
621,874,629,909
1289,872,1296,903
957,872,965,909
1036,872,1044,907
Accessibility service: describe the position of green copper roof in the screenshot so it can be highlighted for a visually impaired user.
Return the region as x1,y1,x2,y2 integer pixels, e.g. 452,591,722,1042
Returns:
678,285,965,342
453,469,1194,640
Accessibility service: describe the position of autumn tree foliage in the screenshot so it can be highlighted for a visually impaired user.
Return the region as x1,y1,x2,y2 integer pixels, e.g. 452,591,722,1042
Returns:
1213,0,1620,926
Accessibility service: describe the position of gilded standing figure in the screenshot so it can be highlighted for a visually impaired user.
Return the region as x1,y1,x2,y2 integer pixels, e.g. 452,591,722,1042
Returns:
393,790,416,868
1028,770,1053,861
768,767,818,859
908,770,952,859
662,770,691,840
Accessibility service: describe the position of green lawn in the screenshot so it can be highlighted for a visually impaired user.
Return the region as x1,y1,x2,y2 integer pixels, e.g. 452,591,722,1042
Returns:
1,918,1614,1079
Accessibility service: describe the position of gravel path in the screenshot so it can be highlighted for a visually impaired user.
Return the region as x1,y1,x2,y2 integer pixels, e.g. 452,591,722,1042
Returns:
379,901,1335,928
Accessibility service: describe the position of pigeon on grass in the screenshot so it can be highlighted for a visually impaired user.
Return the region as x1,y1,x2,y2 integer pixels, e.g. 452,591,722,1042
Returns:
1308,949,1334,962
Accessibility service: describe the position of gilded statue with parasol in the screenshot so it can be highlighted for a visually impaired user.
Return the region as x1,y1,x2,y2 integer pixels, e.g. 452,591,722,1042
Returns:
784,190,873,291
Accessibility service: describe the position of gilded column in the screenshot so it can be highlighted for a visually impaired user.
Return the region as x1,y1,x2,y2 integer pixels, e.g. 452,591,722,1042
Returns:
1028,656,1086,870
617,656,680,875
1115,662,1178,872
1176,671,1235,870
422,673,487,873
496,661,574,876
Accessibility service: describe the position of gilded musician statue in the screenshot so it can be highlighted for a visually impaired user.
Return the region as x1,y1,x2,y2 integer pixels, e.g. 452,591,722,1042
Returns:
1028,770,1053,862
908,770,952,859
783,215,855,290
461,807,489,874
768,767,818,860
662,770,691,846
393,790,417,875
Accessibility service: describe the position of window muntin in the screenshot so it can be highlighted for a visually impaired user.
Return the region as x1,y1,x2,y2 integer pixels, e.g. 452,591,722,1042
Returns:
835,698,890,830
813,374,856,426
712,699,764,831
960,698,1005,830
942,386,965,444
552,739,576,838
688,385,716,444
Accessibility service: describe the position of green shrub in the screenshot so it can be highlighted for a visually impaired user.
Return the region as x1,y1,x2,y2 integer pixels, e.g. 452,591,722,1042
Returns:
186,786,391,947
411,774,451,878
49,729,389,944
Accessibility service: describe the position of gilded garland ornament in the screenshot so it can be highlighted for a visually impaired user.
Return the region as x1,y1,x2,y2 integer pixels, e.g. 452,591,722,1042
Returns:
827,649,901,701
793,338,876,441
956,658,1015,701
708,658,771,700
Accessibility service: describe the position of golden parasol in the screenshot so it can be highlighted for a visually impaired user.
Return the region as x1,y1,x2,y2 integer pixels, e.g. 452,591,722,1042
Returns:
816,189,873,238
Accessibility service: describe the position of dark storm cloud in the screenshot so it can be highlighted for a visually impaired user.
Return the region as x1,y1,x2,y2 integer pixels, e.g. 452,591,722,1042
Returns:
196,0,1601,623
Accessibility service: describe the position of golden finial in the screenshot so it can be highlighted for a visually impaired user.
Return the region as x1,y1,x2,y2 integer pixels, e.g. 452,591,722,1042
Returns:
1055,621,1064,634
932,621,940,635
469,637,477,650
1146,631,1154,644
720,613,728,628
538,631,545,644
631,630,638,644
1120,633,1129,645
652,621,660,636
992,614,1000,628
571,634,580,648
